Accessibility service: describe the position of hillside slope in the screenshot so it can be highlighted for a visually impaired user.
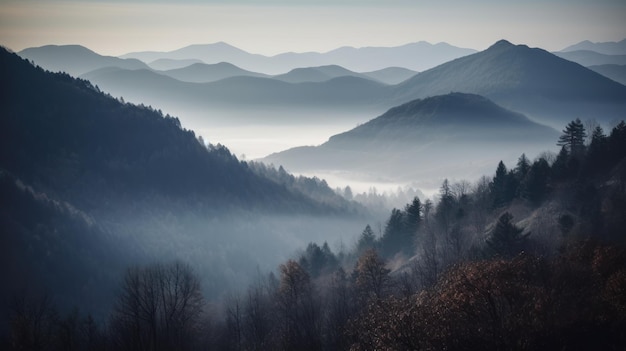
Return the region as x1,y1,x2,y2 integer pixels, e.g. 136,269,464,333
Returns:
262,93,558,185
0,47,365,319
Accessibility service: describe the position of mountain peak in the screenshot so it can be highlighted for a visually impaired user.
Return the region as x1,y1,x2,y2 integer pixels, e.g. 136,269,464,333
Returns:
377,92,528,126
488,39,515,50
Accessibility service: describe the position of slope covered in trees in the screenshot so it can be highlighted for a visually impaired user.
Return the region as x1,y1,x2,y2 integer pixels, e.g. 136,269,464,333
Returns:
5,116,624,350
0,46,367,336
1,46,353,213
215,119,626,350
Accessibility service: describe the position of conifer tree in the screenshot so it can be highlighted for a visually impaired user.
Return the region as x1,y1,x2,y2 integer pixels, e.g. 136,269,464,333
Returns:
486,212,529,258
357,225,376,254
557,118,586,157
515,153,531,178
404,197,422,236
436,179,456,233
582,126,608,176
381,209,408,257
491,161,514,208
520,158,550,204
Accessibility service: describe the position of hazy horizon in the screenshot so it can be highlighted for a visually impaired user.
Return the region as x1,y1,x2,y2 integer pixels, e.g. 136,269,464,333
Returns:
2,0,625,56
3,0,626,195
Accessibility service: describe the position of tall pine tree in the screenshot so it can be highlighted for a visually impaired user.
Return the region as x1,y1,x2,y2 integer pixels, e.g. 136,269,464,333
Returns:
557,118,587,157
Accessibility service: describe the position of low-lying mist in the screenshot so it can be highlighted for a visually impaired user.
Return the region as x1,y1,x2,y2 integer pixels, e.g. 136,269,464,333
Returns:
102,208,369,300
144,105,377,160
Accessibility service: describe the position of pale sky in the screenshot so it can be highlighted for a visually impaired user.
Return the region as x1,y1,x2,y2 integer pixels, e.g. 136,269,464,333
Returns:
1,0,625,55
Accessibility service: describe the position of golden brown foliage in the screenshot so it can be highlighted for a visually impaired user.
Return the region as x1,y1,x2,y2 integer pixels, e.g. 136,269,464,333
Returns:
349,242,626,351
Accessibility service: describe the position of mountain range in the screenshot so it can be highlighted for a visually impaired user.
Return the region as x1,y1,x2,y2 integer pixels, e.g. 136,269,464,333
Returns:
18,44,419,86
559,39,626,55
120,41,477,74
18,44,150,77
68,40,626,131
157,63,416,85
17,39,626,165
159,61,269,83
79,67,390,128
392,40,626,127
262,93,559,186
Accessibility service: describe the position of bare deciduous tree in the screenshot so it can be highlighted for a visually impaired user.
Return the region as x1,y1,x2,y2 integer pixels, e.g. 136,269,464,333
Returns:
110,261,204,351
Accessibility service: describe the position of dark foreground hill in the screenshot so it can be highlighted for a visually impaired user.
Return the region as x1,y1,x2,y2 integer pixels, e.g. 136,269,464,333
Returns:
2,47,345,213
263,93,558,185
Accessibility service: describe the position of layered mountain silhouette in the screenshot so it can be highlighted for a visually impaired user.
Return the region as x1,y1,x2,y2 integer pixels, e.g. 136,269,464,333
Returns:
559,39,626,55
361,67,417,85
554,50,626,67
273,65,371,83
158,62,269,83
121,41,476,74
120,42,265,69
262,93,558,183
147,58,203,70
393,40,626,127
271,65,417,84
23,39,626,144
81,67,390,123
18,44,149,76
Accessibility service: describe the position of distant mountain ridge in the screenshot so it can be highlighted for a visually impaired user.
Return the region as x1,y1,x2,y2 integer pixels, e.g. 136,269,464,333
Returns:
392,40,626,127
560,39,626,55
148,58,203,70
273,65,372,83
80,67,390,121
554,50,626,67
23,39,626,135
78,39,626,131
159,62,269,83
120,41,476,74
18,44,150,76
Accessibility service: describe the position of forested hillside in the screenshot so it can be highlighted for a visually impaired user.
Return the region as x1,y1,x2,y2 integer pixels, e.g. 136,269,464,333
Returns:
0,46,366,341
4,103,625,349
3,41,626,351
211,119,626,350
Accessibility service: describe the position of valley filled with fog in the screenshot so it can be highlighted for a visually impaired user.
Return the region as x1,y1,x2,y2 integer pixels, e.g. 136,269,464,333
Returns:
3,31,626,350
